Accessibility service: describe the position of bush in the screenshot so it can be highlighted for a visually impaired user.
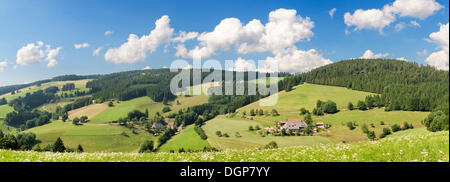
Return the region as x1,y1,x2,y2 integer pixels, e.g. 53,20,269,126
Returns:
162,107,171,113
380,128,392,138
367,131,376,140
423,111,449,132
380,121,385,125
346,122,355,130
255,125,261,130
223,133,229,138
299,107,309,115
391,124,401,132
265,141,278,149
361,124,369,134
348,102,354,111
249,126,254,131
357,101,367,110
194,126,208,140
139,140,154,153
215,131,222,137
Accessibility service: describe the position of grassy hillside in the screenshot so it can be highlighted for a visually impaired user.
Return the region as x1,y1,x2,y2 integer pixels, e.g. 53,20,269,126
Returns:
23,121,156,152
1,130,447,162
315,108,430,142
0,79,92,102
238,83,375,121
157,125,210,152
203,116,330,150
0,105,14,118
88,95,208,124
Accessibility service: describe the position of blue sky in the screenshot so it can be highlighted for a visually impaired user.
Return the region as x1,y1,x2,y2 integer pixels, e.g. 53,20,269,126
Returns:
0,0,449,86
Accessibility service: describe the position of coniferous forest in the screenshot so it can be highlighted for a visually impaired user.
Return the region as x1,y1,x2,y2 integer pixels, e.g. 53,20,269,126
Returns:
279,59,449,112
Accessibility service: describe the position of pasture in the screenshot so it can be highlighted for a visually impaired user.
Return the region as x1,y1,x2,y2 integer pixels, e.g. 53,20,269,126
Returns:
237,83,376,121
157,125,210,152
2,130,447,162
202,116,330,150
23,121,156,152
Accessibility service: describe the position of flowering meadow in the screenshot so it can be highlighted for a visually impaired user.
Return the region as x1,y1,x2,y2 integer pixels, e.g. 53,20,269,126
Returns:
1,131,448,162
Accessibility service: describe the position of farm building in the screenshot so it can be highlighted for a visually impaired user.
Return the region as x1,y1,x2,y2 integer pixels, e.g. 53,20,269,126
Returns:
315,122,325,129
278,118,307,132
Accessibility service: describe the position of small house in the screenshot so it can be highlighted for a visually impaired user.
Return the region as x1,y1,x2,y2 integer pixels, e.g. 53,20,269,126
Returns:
315,122,325,129
278,118,307,132
152,122,166,131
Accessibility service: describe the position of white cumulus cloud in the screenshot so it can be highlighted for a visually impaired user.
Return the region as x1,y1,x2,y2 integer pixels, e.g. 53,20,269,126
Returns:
344,0,442,33
175,8,326,73
93,47,102,56
329,8,337,18
360,49,389,59
105,30,113,36
395,23,405,32
74,43,89,49
0,60,7,72
104,15,174,64
16,41,62,68
390,0,443,19
172,31,198,43
410,21,421,28
143,66,152,70
425,23,449,70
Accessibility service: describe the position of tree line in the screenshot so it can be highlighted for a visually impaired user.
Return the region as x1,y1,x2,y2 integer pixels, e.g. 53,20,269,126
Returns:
279,59,449,112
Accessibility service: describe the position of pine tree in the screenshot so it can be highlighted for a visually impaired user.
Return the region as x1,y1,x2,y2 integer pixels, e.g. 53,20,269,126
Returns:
52,137,66,153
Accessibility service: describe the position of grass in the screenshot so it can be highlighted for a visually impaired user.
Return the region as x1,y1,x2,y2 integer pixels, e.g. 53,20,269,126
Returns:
1,130,447,162
0,105,14,119
68,103,109,121
237,83,376,122
23,121,156,152
89,95,209,124
314,108,430,143
157,125,211,152
89,97,164,123
0,79,92,102
202,116,330,150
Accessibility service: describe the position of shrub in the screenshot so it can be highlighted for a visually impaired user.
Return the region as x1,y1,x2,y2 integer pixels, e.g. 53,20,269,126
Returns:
299,108,309,115
391,124,401,132
380,128,392,138
361,124,369,134
162,107,171,113
215,131,222,137
346,122,355,130
223,133,229,138
249,126,254,131
265,141,278,149
380,121,385,125
357,101,367,110
348,102,354,111
367,131,376,140
255,125,261,130
139,140,154,153
194,126,208,140
423,111,449,132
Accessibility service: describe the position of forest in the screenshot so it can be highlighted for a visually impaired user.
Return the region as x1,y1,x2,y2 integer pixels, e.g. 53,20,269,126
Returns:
279,59,449,112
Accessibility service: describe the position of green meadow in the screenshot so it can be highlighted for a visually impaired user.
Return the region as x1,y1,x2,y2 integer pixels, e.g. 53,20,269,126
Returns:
24,121,156,152
202,116,330,150
0,104,14,118
157,125,210,152
237,83,376,121
1,130,447,162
